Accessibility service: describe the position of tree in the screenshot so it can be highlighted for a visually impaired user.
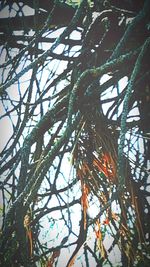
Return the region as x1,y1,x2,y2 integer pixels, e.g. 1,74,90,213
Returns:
0,0,150,266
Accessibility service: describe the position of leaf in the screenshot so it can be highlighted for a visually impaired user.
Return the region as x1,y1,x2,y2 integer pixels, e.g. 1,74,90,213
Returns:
111,212,119,221
95,219,102,240
97,239,106,259
103,217,109,225
93,152,117,182
95,219,106,259
24,214,33,257
46,250,60,267
27,230,33,257
68,254,77,267
81,183,89,230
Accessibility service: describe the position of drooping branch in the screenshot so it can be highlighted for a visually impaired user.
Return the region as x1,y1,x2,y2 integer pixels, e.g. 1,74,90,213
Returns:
117,37,150,187
67,48,140,126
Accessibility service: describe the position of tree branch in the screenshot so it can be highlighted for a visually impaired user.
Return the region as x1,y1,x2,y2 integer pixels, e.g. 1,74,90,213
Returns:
117,37,150,187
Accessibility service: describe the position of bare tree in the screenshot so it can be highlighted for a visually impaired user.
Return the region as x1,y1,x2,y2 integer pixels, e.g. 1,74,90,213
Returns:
0,0,150,266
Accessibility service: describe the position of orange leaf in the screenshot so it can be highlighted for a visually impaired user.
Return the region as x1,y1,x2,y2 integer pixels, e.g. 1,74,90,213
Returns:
112,212,119,221
95,219,102,240
77,168,83,180
27,229,33,257
81,184,89,209
103,217,109,225
93,152,117,182
68,254,77,267
46,250,60,267
81,183,89,230
95,219,106,259
24,214,33,257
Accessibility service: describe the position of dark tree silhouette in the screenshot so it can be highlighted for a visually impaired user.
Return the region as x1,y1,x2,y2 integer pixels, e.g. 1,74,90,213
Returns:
0,0,150,266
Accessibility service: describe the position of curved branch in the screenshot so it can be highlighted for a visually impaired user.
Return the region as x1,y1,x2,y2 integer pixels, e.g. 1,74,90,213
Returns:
117,37,150,187
67,48,139,126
